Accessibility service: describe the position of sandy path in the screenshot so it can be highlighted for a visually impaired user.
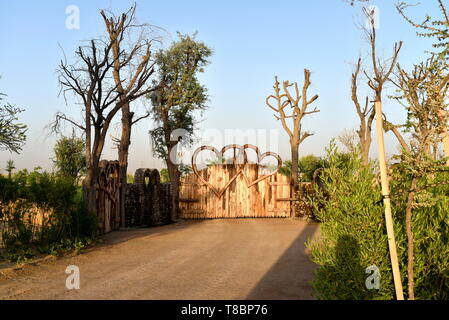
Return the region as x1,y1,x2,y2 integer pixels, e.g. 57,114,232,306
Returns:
0,219,319,300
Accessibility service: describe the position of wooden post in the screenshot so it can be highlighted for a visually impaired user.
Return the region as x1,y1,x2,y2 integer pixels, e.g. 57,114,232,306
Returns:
374,100,405,300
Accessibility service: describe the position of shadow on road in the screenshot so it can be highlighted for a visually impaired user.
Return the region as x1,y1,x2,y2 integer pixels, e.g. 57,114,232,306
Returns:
246,222,319,300
87,219,206,251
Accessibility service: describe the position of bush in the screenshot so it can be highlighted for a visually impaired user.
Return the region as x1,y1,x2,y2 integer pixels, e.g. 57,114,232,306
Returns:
307,141,449,300
307,143,395,299
389,168,449,300
0,175,19,202
0,168,97,262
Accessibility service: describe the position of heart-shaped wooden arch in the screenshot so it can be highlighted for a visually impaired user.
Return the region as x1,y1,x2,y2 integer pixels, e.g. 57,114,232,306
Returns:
191,144,283,198
191,144,247,198
238,144,283,187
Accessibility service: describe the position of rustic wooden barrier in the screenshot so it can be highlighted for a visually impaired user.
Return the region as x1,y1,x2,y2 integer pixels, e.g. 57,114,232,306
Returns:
124,168,171,228
97,160,120,234
96,162,172,234
179,164,292,219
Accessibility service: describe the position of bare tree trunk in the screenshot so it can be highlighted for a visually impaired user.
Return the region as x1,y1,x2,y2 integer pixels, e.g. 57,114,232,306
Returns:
405,177,418,300
166,140,180,221
291,141,300,217
83,155,99,216
118,102,133,228
352,59,375,166
361,141,370,166
359,122,373,166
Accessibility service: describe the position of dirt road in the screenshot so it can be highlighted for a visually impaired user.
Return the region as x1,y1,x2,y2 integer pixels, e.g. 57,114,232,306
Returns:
0,219,319,300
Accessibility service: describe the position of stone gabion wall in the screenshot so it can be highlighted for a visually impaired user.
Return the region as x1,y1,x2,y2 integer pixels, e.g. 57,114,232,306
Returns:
124,168,172,228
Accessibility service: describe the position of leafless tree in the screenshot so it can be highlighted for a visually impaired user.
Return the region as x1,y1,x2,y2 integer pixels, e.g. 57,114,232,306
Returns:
351,58,375,164
337,129,358,154
362,6,405,300
101,5,158,225
53,39,122,214
266,69,319,217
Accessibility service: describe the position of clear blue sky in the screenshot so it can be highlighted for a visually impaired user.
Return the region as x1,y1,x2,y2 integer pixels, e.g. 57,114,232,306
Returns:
0,0,440,172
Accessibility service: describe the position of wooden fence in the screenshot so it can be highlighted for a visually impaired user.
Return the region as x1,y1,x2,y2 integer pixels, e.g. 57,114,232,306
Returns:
97,160,121,234
179,164,293,219
124,168,171,227
96,162,172,234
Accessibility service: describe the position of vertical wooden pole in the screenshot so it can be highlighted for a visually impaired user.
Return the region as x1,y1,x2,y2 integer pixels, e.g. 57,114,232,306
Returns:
374,100,405,300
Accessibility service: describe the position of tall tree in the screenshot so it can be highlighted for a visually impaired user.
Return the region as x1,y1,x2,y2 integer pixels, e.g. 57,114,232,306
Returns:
396,0,449,163
266,70,319,217
149,33,212,220
53,133,86,182
5,159,15,179
0,91,27,154
101,6,158,226
387,56,449,299
362,6,405,300
53,38,122,214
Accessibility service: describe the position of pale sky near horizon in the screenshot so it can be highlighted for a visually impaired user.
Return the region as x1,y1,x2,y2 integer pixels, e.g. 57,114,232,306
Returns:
0,0,442,173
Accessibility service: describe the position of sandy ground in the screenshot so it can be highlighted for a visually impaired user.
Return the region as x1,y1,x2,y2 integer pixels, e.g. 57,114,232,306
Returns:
0,218,319,300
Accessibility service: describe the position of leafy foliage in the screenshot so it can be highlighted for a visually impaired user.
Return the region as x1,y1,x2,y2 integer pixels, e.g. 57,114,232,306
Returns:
308,141,449,299
389,162,449,300
397,1,449,52
159,168,170,183
0,92,27,154
5,159,15,179
149,32,212,160
53,134,86,181
0,168,97,262
307,142,394,299
279,155,328,182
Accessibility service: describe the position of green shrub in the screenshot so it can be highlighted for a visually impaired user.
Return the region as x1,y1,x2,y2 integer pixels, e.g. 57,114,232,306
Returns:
389,171,449,300
0,168,97,262
307,143,395,299
307,141,449,300
0,175,20,202
279,155,329,182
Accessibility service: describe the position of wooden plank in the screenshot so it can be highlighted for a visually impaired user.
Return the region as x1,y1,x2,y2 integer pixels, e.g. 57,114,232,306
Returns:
179,164,294,219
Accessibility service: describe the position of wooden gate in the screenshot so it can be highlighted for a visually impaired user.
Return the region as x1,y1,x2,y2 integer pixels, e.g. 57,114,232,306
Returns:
179,163,292,219
97,160,121,234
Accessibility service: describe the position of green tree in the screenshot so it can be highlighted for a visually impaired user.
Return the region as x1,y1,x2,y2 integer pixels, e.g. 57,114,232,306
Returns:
396,0,449,163
53,134,86,182
5,159,15,179
149,32,212,220
384,55,449,299
0,91,27,154
279,155,328,182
